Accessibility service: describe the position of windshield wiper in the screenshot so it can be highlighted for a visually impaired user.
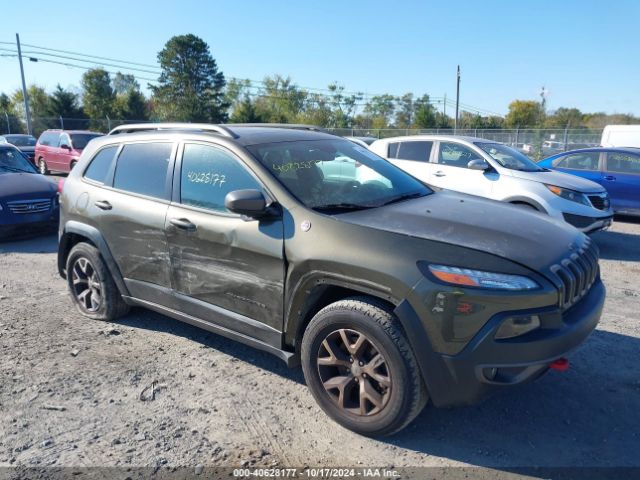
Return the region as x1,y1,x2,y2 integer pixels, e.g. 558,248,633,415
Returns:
312,203,375,212
0,165,33,174
379,192,426,206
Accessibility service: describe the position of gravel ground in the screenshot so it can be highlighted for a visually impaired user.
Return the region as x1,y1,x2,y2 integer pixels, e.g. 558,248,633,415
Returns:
0,217,639,476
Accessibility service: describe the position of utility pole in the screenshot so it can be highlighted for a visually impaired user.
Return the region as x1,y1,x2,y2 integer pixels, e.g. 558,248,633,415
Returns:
16,33,33,136
443,93,447,118
454,65,460,132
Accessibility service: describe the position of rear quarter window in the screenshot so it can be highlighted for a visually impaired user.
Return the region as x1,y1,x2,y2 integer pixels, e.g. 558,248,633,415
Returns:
84,146,119,184
389,141,433,161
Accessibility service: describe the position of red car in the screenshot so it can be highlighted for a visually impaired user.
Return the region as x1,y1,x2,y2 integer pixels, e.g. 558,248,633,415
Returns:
34,130,103,174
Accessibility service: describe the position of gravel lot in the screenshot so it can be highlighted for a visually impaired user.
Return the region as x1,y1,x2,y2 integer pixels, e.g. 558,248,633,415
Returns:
0,217,639,476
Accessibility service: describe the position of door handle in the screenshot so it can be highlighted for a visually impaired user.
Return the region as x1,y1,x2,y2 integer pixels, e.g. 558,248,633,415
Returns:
434,171,446,177
603,175,616,181
170,218,197,231
94,200,112,210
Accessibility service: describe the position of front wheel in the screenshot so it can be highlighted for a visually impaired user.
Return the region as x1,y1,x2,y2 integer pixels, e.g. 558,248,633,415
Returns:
301,297,427,436
38,158,49,175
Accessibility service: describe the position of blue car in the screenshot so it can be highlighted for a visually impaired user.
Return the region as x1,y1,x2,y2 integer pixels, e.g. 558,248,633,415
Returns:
0,143,60,238
539,147,640,217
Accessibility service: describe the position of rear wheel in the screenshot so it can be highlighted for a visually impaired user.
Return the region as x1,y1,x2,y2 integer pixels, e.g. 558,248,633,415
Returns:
38,158,49,175
301,297,427,436
66,242,129,321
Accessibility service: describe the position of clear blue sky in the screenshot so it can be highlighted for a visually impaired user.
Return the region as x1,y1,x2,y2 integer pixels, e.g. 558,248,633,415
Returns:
2,0,638,116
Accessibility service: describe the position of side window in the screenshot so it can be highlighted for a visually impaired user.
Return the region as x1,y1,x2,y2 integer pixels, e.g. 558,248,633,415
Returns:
113,142,173,199
84,146,118,184
58,134,70,148
391,141,433,162
388,142,400,158
180,143,262,213
553,152,599,170
607,153,640,174
437,142,482,168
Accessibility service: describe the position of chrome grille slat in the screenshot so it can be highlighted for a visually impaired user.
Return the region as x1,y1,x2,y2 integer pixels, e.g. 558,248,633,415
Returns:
7,198,52,214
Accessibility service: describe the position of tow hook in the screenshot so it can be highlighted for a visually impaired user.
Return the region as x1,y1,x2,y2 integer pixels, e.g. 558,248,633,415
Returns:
550,357,569,371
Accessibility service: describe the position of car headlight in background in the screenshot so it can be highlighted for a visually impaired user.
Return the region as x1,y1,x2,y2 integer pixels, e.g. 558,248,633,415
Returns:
545,184,590,206
428,264,539,290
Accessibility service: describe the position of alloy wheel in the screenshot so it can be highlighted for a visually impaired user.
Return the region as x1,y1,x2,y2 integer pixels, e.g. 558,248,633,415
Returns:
316,328,392,416
71,257,102,312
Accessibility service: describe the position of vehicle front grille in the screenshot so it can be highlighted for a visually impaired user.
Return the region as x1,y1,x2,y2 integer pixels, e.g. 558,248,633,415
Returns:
7,198,52,214
588,194,609,210
550,237,599,310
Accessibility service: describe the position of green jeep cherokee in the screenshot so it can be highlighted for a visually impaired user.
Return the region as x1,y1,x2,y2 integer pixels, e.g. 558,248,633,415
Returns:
58,124,605,436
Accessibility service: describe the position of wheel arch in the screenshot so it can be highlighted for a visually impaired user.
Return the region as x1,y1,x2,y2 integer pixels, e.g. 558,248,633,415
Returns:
58,221,129,297
505,196,547,213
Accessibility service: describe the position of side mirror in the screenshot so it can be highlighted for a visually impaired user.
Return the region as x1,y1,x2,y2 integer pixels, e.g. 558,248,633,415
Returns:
467,159,490,171
224,189,270,218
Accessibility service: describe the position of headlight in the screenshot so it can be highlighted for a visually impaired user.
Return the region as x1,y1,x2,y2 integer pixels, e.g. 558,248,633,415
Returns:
545,184,590,206
428,264,539,290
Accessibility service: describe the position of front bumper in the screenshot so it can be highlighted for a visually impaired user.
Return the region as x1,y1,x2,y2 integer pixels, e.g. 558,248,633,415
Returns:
563,212,613,233
0,209,59,239
397,280,605,408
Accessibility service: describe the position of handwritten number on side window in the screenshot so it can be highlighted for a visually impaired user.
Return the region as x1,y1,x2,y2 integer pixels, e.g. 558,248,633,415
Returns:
186,171,227,187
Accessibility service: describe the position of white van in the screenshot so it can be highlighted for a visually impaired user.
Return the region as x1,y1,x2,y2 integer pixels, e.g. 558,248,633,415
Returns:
601,125,640,148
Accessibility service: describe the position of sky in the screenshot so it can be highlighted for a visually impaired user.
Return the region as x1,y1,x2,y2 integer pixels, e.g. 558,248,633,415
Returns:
1,0,639,117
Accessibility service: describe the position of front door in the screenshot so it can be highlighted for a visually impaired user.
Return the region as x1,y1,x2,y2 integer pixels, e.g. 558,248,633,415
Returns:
165,142,285,332
603,151,640,213
431,141,496,198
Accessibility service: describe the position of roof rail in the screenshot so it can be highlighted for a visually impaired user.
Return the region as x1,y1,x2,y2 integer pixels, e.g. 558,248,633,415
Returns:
225,123,331,134
107,123,239,138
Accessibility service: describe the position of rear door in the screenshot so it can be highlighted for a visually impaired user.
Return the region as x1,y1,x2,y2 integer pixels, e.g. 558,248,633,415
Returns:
431,141,495,197
91,141,175,301
386,140,434,181
44,132,61,170
603,151,640,213
550,151,603,186
165,141,285,335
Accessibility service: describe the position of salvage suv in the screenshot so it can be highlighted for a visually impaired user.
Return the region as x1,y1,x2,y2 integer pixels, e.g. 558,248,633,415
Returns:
57,123,605,436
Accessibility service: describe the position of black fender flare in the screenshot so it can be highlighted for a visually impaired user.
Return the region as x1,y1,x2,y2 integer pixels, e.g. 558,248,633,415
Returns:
58,221,129,297
504,196,548,213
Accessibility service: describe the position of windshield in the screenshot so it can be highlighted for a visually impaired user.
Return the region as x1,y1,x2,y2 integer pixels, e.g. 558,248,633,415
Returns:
4,135,37,147
248,139,432,212
0,147,37,174
70,133,102,150
476,142,545,172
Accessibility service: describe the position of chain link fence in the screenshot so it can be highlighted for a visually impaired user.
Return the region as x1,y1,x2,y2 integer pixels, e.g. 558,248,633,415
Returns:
1,115,604,160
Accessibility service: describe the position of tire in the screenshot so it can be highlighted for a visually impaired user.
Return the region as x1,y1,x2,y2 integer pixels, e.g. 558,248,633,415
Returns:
301,297,427,436
38,158,49,175
66,242,130,321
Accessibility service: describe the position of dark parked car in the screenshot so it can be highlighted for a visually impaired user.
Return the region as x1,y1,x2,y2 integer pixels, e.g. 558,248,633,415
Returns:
0,143,59,238
0,134,37,163
539,147,640,216
57,123,604,436
35,129,103,174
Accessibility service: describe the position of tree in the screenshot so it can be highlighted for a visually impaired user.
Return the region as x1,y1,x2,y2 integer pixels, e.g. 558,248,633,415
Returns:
81,68,115,121
394,93,414,128
0,93,22,134
151,34,228,122
47,85,84,118
505,100,545,128
545,107,584,128
413,95,436,128
11,85,56,132
254,75,306,123
111,74,148,120
363,94,396,128
325,83,361,128
230,95,264,123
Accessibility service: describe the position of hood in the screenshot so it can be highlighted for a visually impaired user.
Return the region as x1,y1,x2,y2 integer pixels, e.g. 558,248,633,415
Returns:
509,169,604,193
0,172,57,200
337,191,584,272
